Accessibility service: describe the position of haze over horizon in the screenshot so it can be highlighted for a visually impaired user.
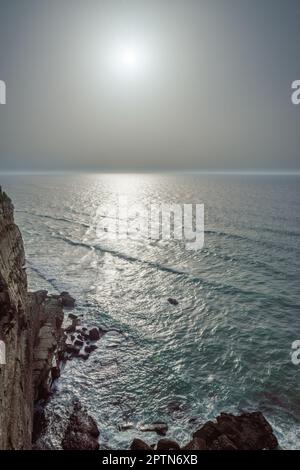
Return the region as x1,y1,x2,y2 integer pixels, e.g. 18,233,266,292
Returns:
0,0,300,172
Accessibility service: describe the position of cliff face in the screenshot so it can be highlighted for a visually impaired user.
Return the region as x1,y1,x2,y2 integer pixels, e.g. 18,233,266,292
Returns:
0,188,64,449
0,188,33,449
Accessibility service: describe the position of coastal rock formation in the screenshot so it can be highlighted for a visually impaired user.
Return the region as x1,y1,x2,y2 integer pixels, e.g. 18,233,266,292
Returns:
185,412,279,450
29,291,64,401
0,188,32,449
0,188,64,449
63,319,102,361
62,401,99,450
131,412,278,451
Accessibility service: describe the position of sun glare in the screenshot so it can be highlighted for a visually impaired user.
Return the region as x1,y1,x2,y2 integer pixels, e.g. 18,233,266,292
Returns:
110,41,147,79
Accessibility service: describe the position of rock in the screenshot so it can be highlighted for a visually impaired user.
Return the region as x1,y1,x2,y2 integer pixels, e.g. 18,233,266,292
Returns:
60,292,76,308
167,298,179,306
68,313,78,320
51,366,60,380
65,343,80,355
74,339,84,347
130,438,152,450
193,421,220,443
140,422,168,436
193,412,278,450
88,327,101,341
62,401,99,450
118,423,135,431
32,407,48,444
0,189,66,449
79,352,90,360
65,317,80,333
214,412,278,450
157,439,180,450
84,345,98,354
209,434,238,450
183,438,207,450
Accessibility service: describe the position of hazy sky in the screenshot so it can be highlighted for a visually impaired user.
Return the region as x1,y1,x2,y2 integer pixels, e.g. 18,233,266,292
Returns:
0,0,299,172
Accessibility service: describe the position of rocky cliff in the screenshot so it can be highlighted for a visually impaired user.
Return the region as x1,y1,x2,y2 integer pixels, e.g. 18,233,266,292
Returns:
0,188,64,450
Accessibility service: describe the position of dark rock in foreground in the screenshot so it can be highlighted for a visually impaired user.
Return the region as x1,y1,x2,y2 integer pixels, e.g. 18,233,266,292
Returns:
157,439,180,450
62,401,99,450
131,438,152,450
185,412,278,450
131,411,278,451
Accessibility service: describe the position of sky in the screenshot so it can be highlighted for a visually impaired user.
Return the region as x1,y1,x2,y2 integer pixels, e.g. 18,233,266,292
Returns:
0,0,299,172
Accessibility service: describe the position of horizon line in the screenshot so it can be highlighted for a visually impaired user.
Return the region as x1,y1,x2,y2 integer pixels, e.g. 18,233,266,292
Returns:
1,170,300,176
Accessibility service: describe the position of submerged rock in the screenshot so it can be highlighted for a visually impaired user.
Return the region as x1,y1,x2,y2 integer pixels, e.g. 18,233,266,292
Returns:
167,298,179,306
140,422,168,436
62,401,99,450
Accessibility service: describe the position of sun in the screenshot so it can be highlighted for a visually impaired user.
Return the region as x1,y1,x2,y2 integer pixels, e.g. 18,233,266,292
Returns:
110,41,147,79
120,46,140,68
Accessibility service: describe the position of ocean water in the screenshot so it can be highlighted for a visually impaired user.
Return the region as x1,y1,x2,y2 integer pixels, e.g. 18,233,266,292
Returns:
1,173,300,449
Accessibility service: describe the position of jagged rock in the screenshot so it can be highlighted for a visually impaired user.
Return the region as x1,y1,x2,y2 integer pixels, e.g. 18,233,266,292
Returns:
193,421,220,442
78,352,90,360
167,298,179,306
74,339,84,347
65,316,80,333
215,412,278,450
32,406,48,444
68,313,77,320
88,327,101,341
193,412,278,450
60,292,76,308
65,343,81,356
31,294,64,401
62,401,99,450
51,366,60,380
156,439,180,450
84,344,98,354
183,437,207,450
140,422,168,436
130,438,152,450
209,434,238,450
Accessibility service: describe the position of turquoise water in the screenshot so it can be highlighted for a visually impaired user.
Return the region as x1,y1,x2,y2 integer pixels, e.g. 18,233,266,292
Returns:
1,174,300,449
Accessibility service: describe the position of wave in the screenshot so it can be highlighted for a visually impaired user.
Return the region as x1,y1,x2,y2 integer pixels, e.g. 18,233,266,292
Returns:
204,229,300,253
52,234,298,308
26,260,62,292
16,210,90,228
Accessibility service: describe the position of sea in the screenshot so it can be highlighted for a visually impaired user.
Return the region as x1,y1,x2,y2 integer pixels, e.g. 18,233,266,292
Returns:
1,173,299,449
